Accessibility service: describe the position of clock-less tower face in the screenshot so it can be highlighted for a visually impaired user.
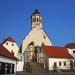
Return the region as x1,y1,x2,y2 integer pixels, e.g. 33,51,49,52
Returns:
22,9,52,53
32,22,42,29
31,9,42,29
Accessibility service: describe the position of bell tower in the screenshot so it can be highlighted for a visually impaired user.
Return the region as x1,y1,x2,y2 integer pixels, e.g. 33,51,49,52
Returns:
31,9,42,29
22,9,52,53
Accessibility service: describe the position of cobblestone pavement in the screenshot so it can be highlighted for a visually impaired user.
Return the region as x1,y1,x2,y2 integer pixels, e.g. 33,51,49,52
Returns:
16,71,75,75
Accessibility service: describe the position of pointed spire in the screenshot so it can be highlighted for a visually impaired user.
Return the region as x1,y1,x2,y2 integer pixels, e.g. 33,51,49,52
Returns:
33,9,40,15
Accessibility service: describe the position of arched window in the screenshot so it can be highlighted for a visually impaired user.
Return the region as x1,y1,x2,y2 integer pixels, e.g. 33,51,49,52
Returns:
37,18,39,22
33,18,36,22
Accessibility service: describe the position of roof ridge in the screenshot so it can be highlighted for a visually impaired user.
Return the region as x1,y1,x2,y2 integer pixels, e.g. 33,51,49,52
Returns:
2,37,16,44
41,45,73,59
0,44,17,60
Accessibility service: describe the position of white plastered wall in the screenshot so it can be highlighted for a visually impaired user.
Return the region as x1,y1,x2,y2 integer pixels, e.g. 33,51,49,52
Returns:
68,48,75,59
48,58,74,70
3,41,19,57
22,28,52,53
16,61,24,71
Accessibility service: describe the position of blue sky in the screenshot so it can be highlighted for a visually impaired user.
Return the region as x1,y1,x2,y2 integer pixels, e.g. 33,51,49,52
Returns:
0,0,75,47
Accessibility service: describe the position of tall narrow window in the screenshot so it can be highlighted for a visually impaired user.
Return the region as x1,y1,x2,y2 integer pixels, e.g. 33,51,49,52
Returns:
1,63,5,74
7,63,10,74
37,18,39,22
5,64,7,74
33,18,36,22
64,62,66,66
59,62,61,66
12,64,14,74
54,62,57,68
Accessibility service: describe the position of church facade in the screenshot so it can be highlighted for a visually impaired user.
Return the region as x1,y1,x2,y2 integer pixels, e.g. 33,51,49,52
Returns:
22,9,52,53
17,9,52,71
17,9,75,72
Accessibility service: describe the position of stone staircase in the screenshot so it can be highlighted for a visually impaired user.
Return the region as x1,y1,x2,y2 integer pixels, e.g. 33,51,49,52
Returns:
55,68,63,73
29,62,48,74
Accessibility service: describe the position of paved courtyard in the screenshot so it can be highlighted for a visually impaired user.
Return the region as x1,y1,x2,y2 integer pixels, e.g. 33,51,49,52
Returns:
16,71,75,75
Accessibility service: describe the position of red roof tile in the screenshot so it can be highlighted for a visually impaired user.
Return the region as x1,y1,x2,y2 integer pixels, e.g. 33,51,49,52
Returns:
2,37,16,44
65,43,75,49
41,45,73,59
0,44,17,60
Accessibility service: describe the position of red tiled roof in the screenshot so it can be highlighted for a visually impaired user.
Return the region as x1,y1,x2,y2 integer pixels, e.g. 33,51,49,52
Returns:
0,44,17,60
65,43,75,49
41,45,73,59
2,37,16,44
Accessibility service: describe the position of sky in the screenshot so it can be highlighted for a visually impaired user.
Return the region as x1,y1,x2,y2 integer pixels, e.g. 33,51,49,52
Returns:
0,0,75,47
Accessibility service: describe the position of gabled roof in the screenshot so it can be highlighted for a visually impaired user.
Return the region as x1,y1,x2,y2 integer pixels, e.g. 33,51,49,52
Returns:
0,44,17,60
41,45,73,59
2,37,16,44
33,9,40,15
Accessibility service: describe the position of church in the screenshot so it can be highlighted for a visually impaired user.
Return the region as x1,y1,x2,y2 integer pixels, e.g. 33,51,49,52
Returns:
22,9,52,53
17,9,75,72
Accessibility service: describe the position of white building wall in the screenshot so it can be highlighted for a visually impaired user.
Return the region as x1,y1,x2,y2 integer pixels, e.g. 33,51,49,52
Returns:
17,53,24,62
16,61,24,71
37,52,43,63
22,29,52,53
48,58,74,70
43,53,49,69
68,48,75,59
3,41,19,57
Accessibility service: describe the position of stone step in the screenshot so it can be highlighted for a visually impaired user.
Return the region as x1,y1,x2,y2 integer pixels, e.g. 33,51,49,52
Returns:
30,62,48,74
